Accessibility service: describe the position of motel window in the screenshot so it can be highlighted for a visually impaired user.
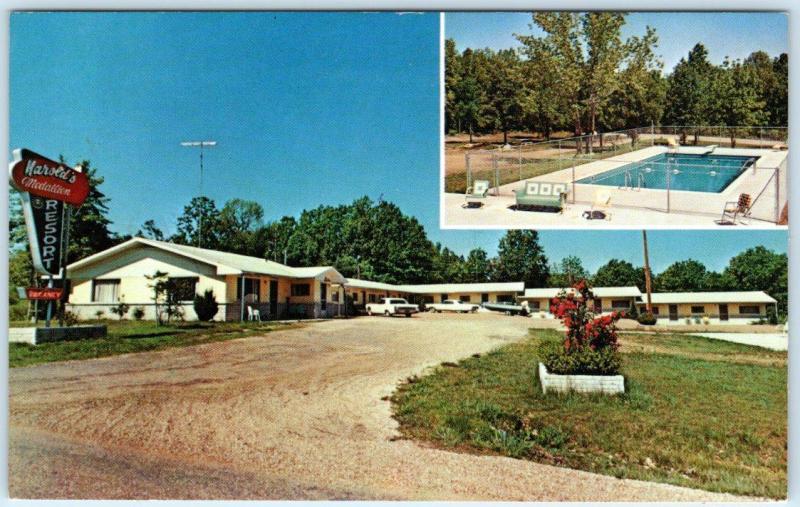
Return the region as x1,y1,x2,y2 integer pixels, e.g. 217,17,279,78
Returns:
528,301,541,311
690,305,705,314
422,295,434,303
611,299,630,310
496,294,513,303
290,283,310,297
332,291,339,303
169,277,199,301
237,277,262,301
92,279,120,303
650,307,660,315
369,294,377,303
459,295,472,303
739,305,761,315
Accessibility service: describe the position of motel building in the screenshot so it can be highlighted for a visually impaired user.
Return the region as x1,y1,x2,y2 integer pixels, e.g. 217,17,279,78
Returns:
344,279,525,309
519,286,644,318
637,291,778,325
63,238,349,321
60,237,776,326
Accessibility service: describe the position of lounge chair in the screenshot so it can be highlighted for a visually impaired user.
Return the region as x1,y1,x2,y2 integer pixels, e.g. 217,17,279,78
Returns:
514,181,568,212
666,137,679,152
717,193,752,225
582,189,612,220
463,179,490,208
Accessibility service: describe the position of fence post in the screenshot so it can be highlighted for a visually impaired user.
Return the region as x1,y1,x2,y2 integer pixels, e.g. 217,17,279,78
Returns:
465,152,471,190
651,123,654,146
518,144,522,182
666,164,671,213
775,166,780,223
571,165,576,204
492,151,499,196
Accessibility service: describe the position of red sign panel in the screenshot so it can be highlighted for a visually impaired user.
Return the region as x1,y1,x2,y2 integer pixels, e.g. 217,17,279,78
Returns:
9,151,89,207
26,287,63,300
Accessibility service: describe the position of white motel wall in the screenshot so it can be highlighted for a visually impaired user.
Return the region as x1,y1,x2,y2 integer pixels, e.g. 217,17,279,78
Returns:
59,238,776,325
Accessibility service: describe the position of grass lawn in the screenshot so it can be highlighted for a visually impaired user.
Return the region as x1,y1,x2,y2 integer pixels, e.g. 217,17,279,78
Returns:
9,320,298,368
391,329,786,498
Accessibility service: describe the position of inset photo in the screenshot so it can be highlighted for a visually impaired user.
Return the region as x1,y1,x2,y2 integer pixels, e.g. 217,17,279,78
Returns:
443,12,788,228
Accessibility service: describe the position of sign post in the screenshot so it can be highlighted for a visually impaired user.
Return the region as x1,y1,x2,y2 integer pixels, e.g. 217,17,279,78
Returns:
9,149,89,327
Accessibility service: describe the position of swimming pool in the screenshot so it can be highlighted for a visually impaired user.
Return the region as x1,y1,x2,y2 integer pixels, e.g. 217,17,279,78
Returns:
576,153,758,193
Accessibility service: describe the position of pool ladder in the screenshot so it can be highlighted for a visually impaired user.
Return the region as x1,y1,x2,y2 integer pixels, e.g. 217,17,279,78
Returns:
622,170,646,191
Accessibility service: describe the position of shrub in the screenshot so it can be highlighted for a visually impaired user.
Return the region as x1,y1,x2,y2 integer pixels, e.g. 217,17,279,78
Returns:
132,306,146,321
637,312,657,325
58,310,79,327
94,310,105,319
193,289,219,321
627,302,639,319
545,280,623,376
9,300,28,321
538,339,621,375
109,300,130,319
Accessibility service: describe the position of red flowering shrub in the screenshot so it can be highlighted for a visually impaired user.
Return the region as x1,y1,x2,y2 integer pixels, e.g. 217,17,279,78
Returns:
541,280,623,375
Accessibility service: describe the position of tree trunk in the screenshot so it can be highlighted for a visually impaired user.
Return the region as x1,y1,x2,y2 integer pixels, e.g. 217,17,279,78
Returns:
469,123,473,144
503,128,508,145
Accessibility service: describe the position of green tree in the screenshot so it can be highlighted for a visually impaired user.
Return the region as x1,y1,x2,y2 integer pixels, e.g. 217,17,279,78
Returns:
136,219,165,241
67,160,121,263
462,248,492,283
723,246,787,315
485,49,524,144
711,58,767,147
260,216,297,263
431,245,466,283
444,38,462,133
217,198,265,255
454,48,491,142
172,196,221,249
664,44,717,143
654,259,710,292
492,230,549,287
592,259,644,290
547,255,589,287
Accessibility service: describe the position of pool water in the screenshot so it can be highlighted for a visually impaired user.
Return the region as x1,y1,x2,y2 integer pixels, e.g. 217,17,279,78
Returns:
577,153,757,193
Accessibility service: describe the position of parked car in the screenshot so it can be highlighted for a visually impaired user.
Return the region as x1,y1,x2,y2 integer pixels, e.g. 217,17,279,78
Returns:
482,301,526,316
427,299,480,313
366,298,419,317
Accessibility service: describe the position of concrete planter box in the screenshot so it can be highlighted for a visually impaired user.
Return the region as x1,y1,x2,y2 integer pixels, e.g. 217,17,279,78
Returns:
9,325,107,345
538,362,625,395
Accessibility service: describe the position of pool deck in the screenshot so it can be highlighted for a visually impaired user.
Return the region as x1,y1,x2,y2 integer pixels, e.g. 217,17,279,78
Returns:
443,146,788,228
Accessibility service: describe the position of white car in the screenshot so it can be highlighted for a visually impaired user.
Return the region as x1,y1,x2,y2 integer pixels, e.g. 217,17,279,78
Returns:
427,299,480,313
366,298,419,317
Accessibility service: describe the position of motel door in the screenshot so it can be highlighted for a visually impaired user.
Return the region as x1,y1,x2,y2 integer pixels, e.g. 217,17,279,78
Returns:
719,304,729,321
269,280,278,319
320,283,327,312
593,298,602,314
668,304,678,321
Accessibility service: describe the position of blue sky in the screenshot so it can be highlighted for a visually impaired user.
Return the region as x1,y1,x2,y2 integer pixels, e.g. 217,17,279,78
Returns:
446,12,788,70
9,12,786,270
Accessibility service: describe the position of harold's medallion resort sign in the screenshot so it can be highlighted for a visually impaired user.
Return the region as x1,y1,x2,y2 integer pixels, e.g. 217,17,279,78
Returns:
9,148,89,277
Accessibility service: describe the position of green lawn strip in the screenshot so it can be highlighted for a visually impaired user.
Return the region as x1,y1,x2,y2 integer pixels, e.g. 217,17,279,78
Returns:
9,320,298,368
391,330,786,498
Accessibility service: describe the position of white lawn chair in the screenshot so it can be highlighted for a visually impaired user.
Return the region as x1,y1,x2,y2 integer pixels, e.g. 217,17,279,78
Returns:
463,179,490,208
585,189,612,220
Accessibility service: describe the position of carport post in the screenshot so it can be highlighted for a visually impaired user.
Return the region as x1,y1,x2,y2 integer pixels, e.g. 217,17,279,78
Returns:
240,274,246,321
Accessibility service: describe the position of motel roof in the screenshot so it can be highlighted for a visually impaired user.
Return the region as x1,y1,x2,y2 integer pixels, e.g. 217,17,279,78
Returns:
66,237,347,283
344,279,525,294
645,291,777,305
521,286,642,299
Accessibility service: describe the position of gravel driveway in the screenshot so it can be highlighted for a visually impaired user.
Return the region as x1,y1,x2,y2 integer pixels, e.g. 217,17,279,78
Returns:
9,313,748,500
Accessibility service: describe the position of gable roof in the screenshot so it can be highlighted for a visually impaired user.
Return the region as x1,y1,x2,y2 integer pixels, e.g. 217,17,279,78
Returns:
647,291,777,304
66,237,346,282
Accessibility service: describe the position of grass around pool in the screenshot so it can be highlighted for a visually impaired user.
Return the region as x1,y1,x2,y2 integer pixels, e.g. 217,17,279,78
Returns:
8,320,299,368
391,329,786,498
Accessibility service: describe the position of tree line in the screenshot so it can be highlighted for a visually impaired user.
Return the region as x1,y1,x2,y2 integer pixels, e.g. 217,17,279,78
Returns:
445,12,788,143
9,162,787,317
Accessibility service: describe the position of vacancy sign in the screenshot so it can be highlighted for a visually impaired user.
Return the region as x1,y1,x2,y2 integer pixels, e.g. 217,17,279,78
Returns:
26,287,64,300
9,149,89,206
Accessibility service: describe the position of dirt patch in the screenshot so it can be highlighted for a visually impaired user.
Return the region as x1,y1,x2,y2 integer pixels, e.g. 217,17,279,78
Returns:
9,314,747,500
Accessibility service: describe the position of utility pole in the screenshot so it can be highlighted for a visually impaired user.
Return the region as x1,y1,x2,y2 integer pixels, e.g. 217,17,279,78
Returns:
642,230,653,313
180,140,216,247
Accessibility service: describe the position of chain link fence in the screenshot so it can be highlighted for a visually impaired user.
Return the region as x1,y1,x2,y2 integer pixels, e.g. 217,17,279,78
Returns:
453,126,787,224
